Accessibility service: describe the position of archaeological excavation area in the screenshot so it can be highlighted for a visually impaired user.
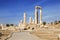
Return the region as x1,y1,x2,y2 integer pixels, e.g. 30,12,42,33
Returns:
0,6,60,40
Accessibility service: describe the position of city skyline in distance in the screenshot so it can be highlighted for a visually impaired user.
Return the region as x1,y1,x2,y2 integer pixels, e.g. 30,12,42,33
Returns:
0,0,60,24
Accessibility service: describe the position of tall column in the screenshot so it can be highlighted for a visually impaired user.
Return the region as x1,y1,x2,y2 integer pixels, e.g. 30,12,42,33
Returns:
29,17,32,24
19,20,23,27
40,7,42,25
1,24,3,30
23,12,26,24
35,6,38,24
20,20,23,24
32,19,34,24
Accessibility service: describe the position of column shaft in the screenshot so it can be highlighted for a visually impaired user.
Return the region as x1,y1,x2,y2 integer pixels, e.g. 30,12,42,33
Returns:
24,12,26,24
40,8,42,25
29,17,32,24
35,8,38,24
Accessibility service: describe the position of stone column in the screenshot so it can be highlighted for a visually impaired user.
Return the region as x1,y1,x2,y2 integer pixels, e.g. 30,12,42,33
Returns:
35,6,38,24
32,19,34,24
20,20,23,24
23,12,26,27
1,24,3,30
29,17,32,24
19,20,23,26
40,7,42,25
23,12,26,24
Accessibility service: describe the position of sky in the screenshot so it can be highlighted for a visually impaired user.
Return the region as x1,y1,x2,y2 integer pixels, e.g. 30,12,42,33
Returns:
0,0,60,24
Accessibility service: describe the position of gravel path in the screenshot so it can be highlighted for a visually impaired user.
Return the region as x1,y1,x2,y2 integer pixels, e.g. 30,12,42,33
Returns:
7,32,41,40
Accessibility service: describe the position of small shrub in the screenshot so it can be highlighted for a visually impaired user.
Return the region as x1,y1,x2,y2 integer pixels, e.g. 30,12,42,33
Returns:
0,33,2,37
32,28,34,30
28,27,30,29
24,28,27,30
6,24,10,27
43,22,46,25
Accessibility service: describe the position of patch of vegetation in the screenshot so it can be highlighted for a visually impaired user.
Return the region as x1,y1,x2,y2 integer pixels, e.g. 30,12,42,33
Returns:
6,24,10,27
0,33,2,37
10,24,14,26
54,21,58,25
32,28,34,30
0,26,2,29
58,21,60,23
28,27,30,29
43,22,46,25
24,28,27,30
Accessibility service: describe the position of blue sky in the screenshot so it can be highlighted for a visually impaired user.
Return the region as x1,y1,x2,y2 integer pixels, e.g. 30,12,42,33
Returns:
0,0,60,24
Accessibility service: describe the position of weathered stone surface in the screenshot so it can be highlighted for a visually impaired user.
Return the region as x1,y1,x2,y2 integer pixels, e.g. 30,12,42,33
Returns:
8,32,42,40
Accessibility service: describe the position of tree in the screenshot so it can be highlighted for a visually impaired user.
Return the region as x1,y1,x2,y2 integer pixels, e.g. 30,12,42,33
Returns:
0,26,2,29
32,27,34,30
10,24,14,26
6,24,10,27
28,27,30,29
0,32,2,37
54,20,58,24
58,21,60,23
43,22,46,25
24,28,27,30
51,22,53,25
